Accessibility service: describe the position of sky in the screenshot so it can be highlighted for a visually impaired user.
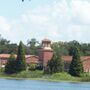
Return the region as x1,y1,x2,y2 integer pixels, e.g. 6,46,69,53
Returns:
0,0,90,44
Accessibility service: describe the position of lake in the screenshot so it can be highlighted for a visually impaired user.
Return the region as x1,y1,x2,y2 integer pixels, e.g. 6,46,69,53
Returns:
0,79,90,90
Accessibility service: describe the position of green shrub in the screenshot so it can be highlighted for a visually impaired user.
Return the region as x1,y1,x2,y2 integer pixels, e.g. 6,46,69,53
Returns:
28,64,37,71
16,70,43,78
49,72,81,81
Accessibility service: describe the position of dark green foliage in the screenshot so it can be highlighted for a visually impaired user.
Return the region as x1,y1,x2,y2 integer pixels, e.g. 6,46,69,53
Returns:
16,41,26,72
46,52,64,74
5,53,16,74
0,44,18,54
7,44,18,54
52,40,90,56
80,43,90,56
69,47,84,77
52,42,69,56
0,35,18,54
68,40,81,56
27,38,39,55
0,34,90,56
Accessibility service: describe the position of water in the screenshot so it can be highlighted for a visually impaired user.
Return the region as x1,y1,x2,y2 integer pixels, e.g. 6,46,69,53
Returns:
0,79,90,90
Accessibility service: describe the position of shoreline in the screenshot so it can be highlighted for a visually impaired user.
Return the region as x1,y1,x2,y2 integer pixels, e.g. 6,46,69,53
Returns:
0,71,89,83
0,76,88,83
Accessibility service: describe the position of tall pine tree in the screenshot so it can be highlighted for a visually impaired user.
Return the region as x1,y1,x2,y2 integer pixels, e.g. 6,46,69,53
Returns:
16,41,26,72
69,47,84,77
46,52,64,74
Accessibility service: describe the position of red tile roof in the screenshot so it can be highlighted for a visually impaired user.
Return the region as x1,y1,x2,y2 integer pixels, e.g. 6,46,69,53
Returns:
0,54,38,59
0,54,90,62
0,54,11,59
62,56,90,62
0,54,39,65
62,56,72,61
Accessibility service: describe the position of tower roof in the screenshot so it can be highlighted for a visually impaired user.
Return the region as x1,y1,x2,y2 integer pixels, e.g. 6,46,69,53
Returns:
42,38,51,43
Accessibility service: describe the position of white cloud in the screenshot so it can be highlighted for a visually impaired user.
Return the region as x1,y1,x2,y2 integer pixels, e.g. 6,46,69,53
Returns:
0,0,90,43
66,25,83,40
21,14,29,23
29,14,48,25
0,16,11,31
71,0,90,23
13,0,90,43
0,16,12,41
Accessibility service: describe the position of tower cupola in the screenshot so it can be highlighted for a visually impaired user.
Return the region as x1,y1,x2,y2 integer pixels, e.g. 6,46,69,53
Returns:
42,38,52,50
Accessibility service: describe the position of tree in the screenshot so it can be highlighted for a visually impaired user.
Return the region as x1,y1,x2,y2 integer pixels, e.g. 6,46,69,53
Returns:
7,44,18,54
27,38,39,55
4,53,16,74
69,47,84,77
46,52,64,74
16,41,26,72
0,34,18,54
52,42,69,56
68,40,81,56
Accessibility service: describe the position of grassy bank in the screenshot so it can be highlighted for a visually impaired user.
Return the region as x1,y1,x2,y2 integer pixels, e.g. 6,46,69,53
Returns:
0,70,90,82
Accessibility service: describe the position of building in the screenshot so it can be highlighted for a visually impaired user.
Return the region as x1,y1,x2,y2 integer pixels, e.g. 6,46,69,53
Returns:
0,39,90,72
38,38,53,69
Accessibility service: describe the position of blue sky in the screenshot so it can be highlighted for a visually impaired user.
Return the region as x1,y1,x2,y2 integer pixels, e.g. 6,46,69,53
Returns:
0,0,90,44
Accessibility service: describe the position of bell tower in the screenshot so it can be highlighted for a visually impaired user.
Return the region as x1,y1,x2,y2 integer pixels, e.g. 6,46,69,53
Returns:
39,39,53,69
